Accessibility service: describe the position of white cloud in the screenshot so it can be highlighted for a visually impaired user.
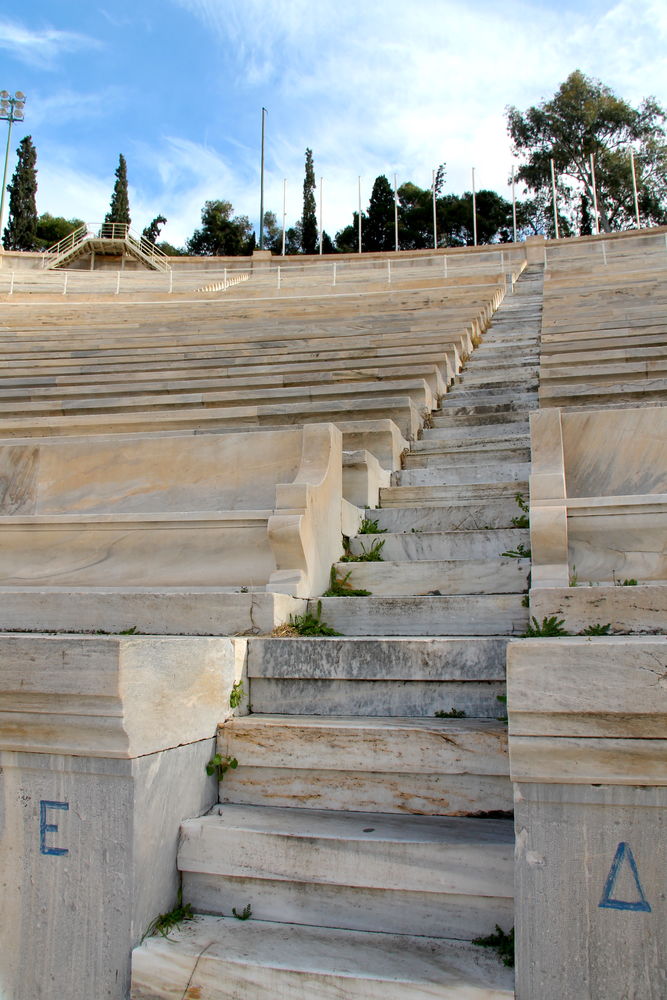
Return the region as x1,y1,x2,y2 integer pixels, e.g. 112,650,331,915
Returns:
0,17,101,68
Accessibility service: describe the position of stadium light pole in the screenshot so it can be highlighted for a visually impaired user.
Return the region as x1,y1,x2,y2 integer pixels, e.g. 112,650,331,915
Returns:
319,176,323,254
550,159,560,239
258,107,267,250
471,167,477,246
393,173,399,252
358,175,362,254
630,149,640,228
0,90,26,240
281,178,287,256
511,167,517,243
590,153,600,235
432,169,437,250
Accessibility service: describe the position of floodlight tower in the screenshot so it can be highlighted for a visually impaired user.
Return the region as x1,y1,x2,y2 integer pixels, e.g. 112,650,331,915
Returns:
0,90,26,239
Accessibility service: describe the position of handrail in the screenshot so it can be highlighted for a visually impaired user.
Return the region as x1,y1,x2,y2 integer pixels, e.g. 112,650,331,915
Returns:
42,224,90,266
44,222,171,272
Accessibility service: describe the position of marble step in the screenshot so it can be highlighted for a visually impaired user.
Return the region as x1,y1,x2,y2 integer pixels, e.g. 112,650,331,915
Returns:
431,410,531,428
179,805,514,938
380,480,529,507
395,462,531,487
348,528,529,561
331,558,530,596
441,387,537,407
218,715,512,815
366,502,526,532
130,916,515,999
404,445,530,469
457,373,538,391
417,423,529,444
246,635,508,717
438,399,538,417
310,594,528,636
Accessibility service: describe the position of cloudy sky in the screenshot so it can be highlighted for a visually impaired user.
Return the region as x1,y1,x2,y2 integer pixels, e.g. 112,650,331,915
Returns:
2,0,666,246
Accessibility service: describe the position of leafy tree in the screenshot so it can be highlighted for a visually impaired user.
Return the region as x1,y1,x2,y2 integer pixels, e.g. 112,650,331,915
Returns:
3,135,38,251
156,241,187,256
397,181,433,249
335,211,364,253
284,221,303,255
438,190,513,246
365,175,395,251
186,200,254,256
104,154,131,230
301,148,318,254
142,215,167,244
321,230,336,254
513,190,573,240
261,210,282,253
34,213,84,250
507,70,667,233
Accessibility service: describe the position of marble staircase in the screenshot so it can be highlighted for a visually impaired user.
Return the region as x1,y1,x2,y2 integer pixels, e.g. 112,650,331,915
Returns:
131,265,543,997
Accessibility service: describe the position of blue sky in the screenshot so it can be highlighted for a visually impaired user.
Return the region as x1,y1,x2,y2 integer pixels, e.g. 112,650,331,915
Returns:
2,0,666,246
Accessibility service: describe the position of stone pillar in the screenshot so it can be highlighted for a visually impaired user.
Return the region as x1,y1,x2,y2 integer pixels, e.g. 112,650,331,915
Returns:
508,637,667,1000
0,633,246,1000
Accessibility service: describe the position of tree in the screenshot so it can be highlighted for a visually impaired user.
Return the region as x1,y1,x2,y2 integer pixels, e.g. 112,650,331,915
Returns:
507,70,667,233
261,210,282,253
104,154,131,231
142,215,167,244
284,221,303,255
335,211,364,253
301,148,318,254
365,175,395,251
3,135,38,251
34,213,84,251
186,200,254,256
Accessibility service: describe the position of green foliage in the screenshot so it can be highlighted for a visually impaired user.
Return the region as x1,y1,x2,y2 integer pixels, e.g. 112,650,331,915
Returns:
119,625,139,635
145,888,193,939
261,210,282,252
301,148,318,254
289,600,341,636
580,623,612,635
104,153,131,228
502,543,531,559
620,578,638,586
521,594,530,607
206,753,238,781
34,213,84,250
232,903,252,921
341,538,385,563
511,493,530,529
3,135,38,250
472,925,514,967
142,215,167,244
434,708,467,718
229,681,244,709
507,70,667,233
365,174,396,251
187,200,254,256
323,567,372,597
523,615,569,637
358,518,386,535
496,693,508,722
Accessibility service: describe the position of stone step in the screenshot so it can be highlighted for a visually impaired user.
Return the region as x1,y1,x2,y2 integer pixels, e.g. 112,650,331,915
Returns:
218,715,512,815
441,389,537,409
179,805,514,938
367,501,525,532
457,373,538,391
310,594,528,636
331,558,530,596
418,423,529,444
438,399,538,416
395,462,531,487
443,382,538,403
246,635,508,717
348,528,529,560
404,445,530,469
130,916,515,999
431,410,531,428
380,479,529,506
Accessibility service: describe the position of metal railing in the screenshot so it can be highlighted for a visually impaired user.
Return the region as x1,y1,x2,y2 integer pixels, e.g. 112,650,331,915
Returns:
42,222,171,272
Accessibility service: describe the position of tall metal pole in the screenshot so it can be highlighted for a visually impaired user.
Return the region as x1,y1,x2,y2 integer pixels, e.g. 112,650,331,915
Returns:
281,177,286,257
259,107,267,250
432,169,437,250
590,153,600,235
471,167,477,246
358,175,362,254
550,158,560,239
393,172,399,253
511,167,517,243
630,149,640,228
319,176,323,254
0,116,14,240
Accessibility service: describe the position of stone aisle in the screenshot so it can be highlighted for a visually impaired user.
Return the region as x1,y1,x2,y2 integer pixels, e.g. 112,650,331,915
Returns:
131,266,543,999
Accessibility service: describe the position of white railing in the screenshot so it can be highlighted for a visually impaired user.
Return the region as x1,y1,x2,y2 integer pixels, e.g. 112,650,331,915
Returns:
42,222,171,272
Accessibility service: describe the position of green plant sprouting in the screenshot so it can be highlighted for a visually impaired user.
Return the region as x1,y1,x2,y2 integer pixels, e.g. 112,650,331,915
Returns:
145,888,194,939
472,925,515,967
511,492,529,529
324,567,372,597
496,693,508,722
358,517,386,535
229,680,244,709
232,903,252,921
580,623,612,635
523,615,569,637
206,753,238,781
502,543,531,559
434,708,467,718
288,601,341,636
341,538,386,563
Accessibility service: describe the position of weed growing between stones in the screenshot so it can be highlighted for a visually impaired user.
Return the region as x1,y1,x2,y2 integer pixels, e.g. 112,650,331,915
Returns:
580,623,612,635
206,754,238,781
229,680,244,709
324,567,372,597
144,888,194,939
502,543,531,559
288,601,341,636
341,538,385,563
358,517,386,535
523,615,569,637
496,694,508,722
232,904,252,921
511,492,529,529
434,708,467,718
473,925,514,967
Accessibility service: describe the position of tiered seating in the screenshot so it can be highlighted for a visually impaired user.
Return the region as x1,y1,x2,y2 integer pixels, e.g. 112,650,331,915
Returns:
538,232,667,409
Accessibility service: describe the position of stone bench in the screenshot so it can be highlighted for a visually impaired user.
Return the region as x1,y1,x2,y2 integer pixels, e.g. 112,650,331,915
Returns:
0,423,344,599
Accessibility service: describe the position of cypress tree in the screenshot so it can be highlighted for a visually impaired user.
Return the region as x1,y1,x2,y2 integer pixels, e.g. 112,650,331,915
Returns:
104,154,131,230
301,148,318,254
365,175,395,251
3,135,38,251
